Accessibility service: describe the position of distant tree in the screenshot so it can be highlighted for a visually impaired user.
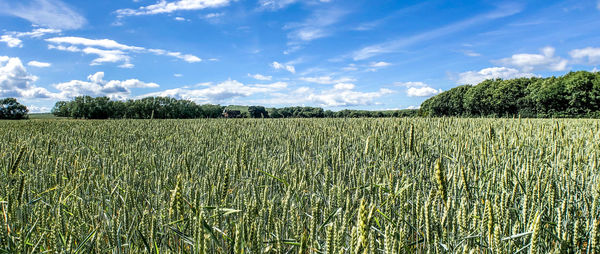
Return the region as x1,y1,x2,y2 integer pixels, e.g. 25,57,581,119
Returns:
0,98,29,119
248,106,269,118
51,101,71,117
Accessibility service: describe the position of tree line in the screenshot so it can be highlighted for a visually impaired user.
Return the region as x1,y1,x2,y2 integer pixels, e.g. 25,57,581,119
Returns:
50,96,419,119
420,71,600,118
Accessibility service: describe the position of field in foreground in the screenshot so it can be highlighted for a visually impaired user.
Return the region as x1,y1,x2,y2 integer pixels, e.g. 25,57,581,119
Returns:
1,118,599,253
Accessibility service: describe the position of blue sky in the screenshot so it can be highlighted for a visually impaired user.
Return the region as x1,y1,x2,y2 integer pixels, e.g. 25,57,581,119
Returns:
1,0,599,112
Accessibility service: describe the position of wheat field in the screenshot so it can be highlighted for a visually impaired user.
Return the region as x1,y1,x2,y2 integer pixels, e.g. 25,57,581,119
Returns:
1,118,599,253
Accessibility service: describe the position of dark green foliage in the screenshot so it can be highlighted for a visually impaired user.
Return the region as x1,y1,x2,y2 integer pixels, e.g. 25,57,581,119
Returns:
248,106,269,118
53,97,419,119
0,98,28,119
420,71,600,118
52,96,225,119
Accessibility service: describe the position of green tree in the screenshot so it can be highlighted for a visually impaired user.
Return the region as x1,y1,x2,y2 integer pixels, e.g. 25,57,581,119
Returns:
248,106,269,118
0,98,29,119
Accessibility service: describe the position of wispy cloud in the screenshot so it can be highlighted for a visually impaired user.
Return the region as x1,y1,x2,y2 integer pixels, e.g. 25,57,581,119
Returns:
351,3,523,60
248,73,272,81
0,0,86,29
27,61,51,68
284,8,348,47
115,0,232,16
258,0,331,11
46,36,202,67
1,28,61,48
299,76,356,84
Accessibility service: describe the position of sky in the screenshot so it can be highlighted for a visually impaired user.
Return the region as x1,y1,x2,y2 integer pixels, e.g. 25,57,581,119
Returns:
1,0,600,112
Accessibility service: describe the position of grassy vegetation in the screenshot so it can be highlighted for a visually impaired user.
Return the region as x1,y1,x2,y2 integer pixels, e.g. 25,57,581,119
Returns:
27,113,64,120
1,118,599,253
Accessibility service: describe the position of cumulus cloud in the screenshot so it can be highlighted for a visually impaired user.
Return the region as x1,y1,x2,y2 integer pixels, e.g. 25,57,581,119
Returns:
1,56,160,100
53,72,159,100
0,35,22,48
570,47,600,64
258,83,393,107
308,84,393,107
248,73,272,81
27,105,51,113
46,36,202,67
0,56,57,99
397,81,442,97
456,67,536,85
0,0,86,29
271,61,296,73
27,61,51,68
406,86,442,97
141,79,287,103
116,0,232,16
495,46,568,71
299,76,356,84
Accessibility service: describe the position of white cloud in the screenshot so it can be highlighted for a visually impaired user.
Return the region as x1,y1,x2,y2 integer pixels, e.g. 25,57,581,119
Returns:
271,61,296,73
0,0,86,29
570,47,600,64
13,28,61,38
259,0,298,10
248,73,272,81
141,79,287,103
2,57,159,100
597,0,600,10
395,81,428,87
0,56,57,99
258,83,393,107
0,35,22,48
284,8,346,44
398,81,442,97
47,37,144,51
1,28,62,48
174,16,186,21
46,36,202,66
116,0,232,16
174,73,183,77
462,50,481,57
27,61,51,68
406,105,420,110
27,105,51,113
309,85,393,107
258,0,331,10
204,12,224,19
456,67,536,85
83,47,132,66
299,76,356,84
351,3,522,60
333,83,355,90
496,46,568,72
406,86,442,97
370,61,391,67
53,72,159,100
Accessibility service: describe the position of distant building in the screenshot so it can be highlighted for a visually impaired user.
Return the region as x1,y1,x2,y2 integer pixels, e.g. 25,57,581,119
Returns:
222,109,241,118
